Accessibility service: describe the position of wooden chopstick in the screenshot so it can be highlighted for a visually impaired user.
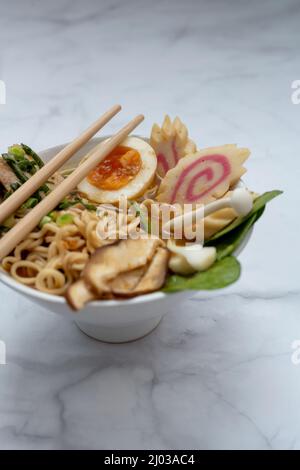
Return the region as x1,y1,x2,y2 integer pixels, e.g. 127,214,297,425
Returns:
0,104,122,225
0,114,144,260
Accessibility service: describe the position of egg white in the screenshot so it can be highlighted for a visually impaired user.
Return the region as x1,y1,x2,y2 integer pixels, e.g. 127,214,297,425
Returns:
77,136,157,204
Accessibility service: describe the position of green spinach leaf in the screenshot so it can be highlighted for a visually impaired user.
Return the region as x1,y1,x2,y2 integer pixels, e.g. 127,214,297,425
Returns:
208,190,282,242
163,256,241,292
209,207,265,260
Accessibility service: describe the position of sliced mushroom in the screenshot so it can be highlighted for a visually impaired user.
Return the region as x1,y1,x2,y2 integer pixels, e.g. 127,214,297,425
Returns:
109,266,147,295
129,247,169,296
94,246,169,297
65,238,169,309
66,279,96,311
0,157,20,192
84,237,163,295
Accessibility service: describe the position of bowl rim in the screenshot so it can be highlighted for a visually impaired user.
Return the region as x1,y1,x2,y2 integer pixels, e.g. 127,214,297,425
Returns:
0,136,251,307
0,268,168,305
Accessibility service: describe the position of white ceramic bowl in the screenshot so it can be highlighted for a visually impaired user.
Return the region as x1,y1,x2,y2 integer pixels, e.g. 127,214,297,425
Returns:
0,137,252,343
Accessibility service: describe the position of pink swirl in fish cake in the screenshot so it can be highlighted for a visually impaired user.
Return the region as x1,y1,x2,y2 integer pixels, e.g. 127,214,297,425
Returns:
150,115,197,178
171,154,231,203
157,144,249,205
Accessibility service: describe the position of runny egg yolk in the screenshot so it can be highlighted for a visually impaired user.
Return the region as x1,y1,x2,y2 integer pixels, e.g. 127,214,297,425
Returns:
87,146,142,190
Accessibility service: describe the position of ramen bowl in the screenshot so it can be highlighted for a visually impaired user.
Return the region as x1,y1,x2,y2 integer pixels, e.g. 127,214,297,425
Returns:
0,137,252,343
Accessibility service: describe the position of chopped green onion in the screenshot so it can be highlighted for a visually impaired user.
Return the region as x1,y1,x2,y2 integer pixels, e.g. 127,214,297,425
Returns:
32,191,42,202
131,201,150,233
8,145,25,159
17,158,36,173
57,196,97,211
3,190,12,200
10,182,21,192
22,197,39,209
0,225,10,234
80,200,97,211
2,215,15,229
21,144,44,168
2,153,28,183
57,198,73,210
39,216,52,228
48,211,58,221
40,184,50,194
56,213,74,227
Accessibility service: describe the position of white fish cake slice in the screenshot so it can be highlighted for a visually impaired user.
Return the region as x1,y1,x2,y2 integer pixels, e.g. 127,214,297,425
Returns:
150,115,196,178
157,144,249,205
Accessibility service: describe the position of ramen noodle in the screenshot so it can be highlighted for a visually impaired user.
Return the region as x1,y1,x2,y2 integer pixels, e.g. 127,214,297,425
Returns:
2,204,141,294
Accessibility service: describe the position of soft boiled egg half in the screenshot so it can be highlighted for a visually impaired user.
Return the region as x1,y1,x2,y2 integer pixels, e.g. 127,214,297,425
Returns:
77,136,157,203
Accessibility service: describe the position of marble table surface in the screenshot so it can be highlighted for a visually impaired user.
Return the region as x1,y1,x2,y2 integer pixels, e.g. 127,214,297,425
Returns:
0,0,298,450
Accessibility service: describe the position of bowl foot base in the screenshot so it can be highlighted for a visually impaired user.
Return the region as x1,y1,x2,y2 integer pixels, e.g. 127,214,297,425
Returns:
74,315,163,343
